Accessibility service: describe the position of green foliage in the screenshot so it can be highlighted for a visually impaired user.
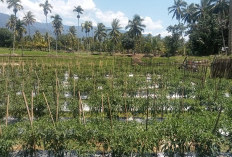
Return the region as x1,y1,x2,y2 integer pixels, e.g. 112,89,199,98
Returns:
121,33,135,52
0,28,13,47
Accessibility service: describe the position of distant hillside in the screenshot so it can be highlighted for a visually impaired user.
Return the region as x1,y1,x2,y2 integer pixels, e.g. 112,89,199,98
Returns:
0,12,93,38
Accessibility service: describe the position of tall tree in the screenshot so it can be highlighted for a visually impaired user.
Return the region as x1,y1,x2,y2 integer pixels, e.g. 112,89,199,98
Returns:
68,26,77,50
73,5,84,51
7,0,23,54
182,3,197,24
81,21,93,50
39,0,53,24
94,23,107,43
69,26,77,36
165,24,185,55
51,14,63,54
81,21,93,37
168,0,187,23
39,0,53,52
15,19,26,41
6,15,16,31
108,19,121,45
15,19,26,56
229,0,232,55
212,0,229,54
194,0,214,21
125,14,146,39
23,11,36,37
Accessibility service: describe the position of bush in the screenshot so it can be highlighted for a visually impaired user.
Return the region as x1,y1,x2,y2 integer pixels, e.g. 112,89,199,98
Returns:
0,28,13,47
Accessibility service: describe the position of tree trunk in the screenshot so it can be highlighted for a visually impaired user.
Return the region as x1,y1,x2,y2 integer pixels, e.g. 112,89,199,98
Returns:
78,17,80,51
56,36,58,55
229,0,232,55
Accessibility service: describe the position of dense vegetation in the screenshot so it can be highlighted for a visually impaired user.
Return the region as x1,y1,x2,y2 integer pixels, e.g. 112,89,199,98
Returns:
0,54,231,156
0,0,231,56
0,0,232,156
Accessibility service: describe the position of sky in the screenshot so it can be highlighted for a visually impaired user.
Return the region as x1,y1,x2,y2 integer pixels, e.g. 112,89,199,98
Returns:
0,0,200,37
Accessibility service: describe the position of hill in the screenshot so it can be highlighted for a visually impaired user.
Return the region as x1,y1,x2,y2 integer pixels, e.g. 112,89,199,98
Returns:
0,12,92,38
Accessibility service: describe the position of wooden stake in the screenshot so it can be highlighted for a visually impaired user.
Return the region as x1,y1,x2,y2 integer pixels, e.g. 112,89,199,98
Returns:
78,91,82,123
73,79,76,97
101,94,104,120
101,94,104,113
78,91,85,124
31,91,34,125
0,122,2,135
124,93,128,123
2,65,5,77
6,95,9,127
56,79,59,122
22,92,32,126
82,99,85,124
43,92,55,127
107,96,113,130
35,71,40,94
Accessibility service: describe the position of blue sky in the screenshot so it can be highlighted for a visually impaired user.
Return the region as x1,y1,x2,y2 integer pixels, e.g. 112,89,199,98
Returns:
0,0,200,36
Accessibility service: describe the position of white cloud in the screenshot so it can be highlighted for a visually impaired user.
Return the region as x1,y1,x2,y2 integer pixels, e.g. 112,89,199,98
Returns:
159,31,171,37
0,0,168,36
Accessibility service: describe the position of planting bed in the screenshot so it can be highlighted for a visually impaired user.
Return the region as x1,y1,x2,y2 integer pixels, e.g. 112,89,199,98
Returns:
0,55,232,157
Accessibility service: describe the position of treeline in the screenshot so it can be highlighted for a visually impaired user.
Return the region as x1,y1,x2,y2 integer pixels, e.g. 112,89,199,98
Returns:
0,0,230,56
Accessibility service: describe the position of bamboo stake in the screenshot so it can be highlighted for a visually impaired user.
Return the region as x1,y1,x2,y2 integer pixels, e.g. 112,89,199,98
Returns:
78,91,82,123
146,88,149,131
0,122,2,135
22,61,24,72
55,70,59,122
43,92,55,127
107,96,113,130
2,65,5,77
22,92,32,126
101,94,104,113
73,78,76,97
35,71,40,94
56,79,59,122
82,99,85,124
6,95,9,127
124,93,128,123
31,90,34,125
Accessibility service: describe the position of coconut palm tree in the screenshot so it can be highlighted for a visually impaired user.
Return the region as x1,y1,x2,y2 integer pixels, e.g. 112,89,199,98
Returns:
125,14,146,39
193,0,214,21
15,19,26,55
168,0,187,23
7,0,23,54
69,26,77,36
94,23,107,42
73,5,84,31
15,19,26,41
73,5,84,51
81,21,93,37
211,0,229,55
108,18,121,45
39,0,53,52
6,15,16,31
23,11,36,37
81,21,93,50
7,0,23,17
182,3,197,24
229,0,232,55
39,0,53,24
51,14,63,54
94,23,107,52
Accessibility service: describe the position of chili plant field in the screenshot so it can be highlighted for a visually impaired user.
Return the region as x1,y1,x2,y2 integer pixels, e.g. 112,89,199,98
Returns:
0,55,232,157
